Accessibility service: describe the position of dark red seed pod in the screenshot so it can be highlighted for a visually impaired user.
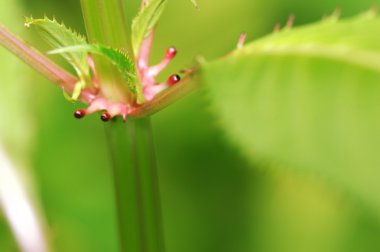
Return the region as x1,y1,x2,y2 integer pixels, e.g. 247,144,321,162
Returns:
100,112,111,122
74,109,86,119
167,74,181,85
166,47,177,59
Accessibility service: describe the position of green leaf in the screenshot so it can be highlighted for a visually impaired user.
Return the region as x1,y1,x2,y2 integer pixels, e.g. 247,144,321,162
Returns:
131,0,167,57
49,44,144,101
72,80,86,102
203,12,380,218
25,17,89,79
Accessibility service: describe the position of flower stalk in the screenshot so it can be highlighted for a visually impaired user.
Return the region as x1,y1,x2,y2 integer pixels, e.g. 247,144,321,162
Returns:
80,0,166,252
105,118,164,252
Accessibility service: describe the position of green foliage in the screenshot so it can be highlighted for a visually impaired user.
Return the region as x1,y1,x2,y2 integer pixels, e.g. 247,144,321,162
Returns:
3,1,380,252
25,17,89,79
131,0,167,57
25,17,92,100
131,0,198,57
203,11,380,218
49,44,142,99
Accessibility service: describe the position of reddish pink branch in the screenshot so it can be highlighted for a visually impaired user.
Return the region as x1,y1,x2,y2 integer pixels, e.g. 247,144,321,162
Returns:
130,75,199,117
0,25,94,103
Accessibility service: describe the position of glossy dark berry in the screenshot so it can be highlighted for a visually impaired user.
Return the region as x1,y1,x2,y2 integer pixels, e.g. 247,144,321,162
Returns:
74,109,86,119
100,112,111,122
167,74,181,85
166,47,177,59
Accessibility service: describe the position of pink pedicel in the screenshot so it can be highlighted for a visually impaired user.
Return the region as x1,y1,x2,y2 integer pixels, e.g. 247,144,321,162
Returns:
143,84,167,101
74,98,130,122
142,72,181,100
143,47,178,79
87,55,99,87
138,46,182,103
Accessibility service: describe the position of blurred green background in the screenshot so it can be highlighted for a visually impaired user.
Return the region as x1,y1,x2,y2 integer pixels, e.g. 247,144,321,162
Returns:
1,0,380,251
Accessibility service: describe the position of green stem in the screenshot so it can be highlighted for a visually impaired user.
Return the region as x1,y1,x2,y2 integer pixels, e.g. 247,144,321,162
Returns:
105,118,164,252
80,0,132,103
80,1,165,251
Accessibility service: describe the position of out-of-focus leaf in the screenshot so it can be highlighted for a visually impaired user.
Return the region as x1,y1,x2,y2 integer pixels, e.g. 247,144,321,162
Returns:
0,1,36,162
131,0,167,57
203,12,380,217
0,1,48,252
153,93,380,252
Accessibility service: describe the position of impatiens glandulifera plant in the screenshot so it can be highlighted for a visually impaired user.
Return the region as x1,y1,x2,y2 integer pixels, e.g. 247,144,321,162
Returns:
1,0,198,251
3,0,380,251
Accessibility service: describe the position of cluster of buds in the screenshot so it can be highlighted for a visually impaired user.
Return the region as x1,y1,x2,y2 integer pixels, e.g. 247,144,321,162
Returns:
0,2,191,123
67,0,190,122
73,43,182,123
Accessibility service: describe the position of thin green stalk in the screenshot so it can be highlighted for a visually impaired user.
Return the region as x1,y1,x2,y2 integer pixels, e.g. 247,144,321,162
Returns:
105,118,164,252
80,1,165,251
80,0,132,103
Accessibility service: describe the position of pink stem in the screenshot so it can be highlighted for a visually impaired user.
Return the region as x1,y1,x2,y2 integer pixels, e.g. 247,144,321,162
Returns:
138,31,155,70
149,47,177,76
0,25,94,103
130,75,198,117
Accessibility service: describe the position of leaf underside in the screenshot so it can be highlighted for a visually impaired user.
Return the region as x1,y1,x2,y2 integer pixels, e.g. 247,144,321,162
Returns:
203,11,380,218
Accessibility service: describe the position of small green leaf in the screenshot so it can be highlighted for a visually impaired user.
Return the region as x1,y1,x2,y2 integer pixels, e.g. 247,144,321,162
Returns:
61,79,85,102
72,80,86,101
203,13,380,217
49,44,144,102
25,17,89,79
131,0,167,57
